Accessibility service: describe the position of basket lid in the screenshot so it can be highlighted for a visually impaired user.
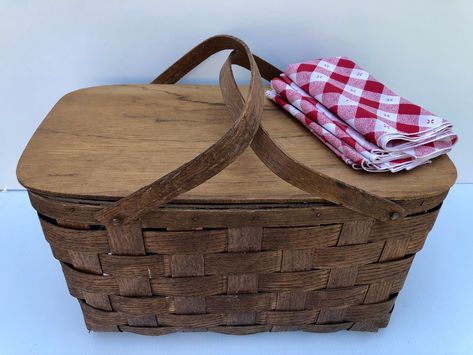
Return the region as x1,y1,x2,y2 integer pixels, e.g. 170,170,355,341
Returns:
17,84,456,204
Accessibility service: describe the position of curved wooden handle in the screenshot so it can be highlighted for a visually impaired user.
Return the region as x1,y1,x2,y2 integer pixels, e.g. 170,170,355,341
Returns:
95,35,264,226
219,50,406,221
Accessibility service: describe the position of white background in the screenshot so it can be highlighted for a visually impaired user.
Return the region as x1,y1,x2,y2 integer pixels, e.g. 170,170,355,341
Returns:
1,0,472,188
1,2,472,353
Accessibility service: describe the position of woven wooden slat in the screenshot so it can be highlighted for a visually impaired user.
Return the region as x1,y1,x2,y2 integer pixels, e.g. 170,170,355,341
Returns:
41,205,433,334
41,190,428,334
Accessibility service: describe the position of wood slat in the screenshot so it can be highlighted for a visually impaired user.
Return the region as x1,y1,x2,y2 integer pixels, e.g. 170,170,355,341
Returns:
204,251,282,275
227,226,262,252
206,294,274,313
61,262,119,296
211,325,270,335
40,217,109,253
143,229,227,254
99,254,164,278
257,310,319,326
109,295,168,315
259,270,330,292
150,276,226,296
157,314,225,328
275,291,307,311
314,242,384,268
171,296,206,314
305,286,369,308
262,225,340,250
356,256,414,285
345,297,396,321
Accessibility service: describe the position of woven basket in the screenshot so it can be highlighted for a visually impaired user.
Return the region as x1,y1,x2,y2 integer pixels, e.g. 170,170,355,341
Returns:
17,35,456,335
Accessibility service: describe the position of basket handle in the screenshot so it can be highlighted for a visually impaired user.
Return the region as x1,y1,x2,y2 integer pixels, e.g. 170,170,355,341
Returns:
95,35,264,226
219,50,406,221
96,35,406,225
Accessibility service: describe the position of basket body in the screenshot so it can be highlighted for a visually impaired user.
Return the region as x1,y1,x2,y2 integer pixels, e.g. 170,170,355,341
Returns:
17,35,456,335
31,191,443,335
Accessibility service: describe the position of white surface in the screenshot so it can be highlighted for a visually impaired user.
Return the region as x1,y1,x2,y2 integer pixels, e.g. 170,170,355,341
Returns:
0,186,472,355
1,0,472,189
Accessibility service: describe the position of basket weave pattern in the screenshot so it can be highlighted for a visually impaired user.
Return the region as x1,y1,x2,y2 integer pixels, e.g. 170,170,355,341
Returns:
33,192,439,335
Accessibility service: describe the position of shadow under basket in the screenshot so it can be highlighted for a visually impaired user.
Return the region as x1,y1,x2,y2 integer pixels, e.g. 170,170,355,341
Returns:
16,35,457,335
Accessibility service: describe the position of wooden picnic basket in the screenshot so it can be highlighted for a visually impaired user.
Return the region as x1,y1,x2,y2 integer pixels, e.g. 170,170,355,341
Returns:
17,35,457,335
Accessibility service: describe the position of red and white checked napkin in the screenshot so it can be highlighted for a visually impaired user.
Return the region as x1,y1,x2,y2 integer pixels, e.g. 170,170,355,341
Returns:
266,57,457,172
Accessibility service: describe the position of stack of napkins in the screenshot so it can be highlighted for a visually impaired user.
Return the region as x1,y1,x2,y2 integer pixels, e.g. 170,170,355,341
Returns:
266,57,457,172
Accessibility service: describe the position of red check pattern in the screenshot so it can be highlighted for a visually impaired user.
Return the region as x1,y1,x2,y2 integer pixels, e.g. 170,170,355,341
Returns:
266,57,457,172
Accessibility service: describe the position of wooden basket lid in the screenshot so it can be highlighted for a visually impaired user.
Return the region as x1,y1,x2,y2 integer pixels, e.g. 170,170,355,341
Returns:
17,84,456,203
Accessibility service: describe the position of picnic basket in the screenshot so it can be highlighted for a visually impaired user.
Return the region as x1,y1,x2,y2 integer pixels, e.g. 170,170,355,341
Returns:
16,35,457,335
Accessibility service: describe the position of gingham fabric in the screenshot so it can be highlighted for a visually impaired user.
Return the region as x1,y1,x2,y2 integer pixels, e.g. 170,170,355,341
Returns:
266,57,457,172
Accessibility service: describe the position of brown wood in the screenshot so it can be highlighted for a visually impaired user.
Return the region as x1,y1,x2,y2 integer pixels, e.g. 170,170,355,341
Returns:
17,35,456,335
16,86,456,204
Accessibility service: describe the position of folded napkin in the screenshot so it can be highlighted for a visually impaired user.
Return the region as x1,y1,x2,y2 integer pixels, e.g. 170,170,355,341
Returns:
266,57,457,172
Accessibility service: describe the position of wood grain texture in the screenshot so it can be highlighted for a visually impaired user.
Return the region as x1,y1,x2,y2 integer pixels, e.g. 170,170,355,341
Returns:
17,84,456,203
